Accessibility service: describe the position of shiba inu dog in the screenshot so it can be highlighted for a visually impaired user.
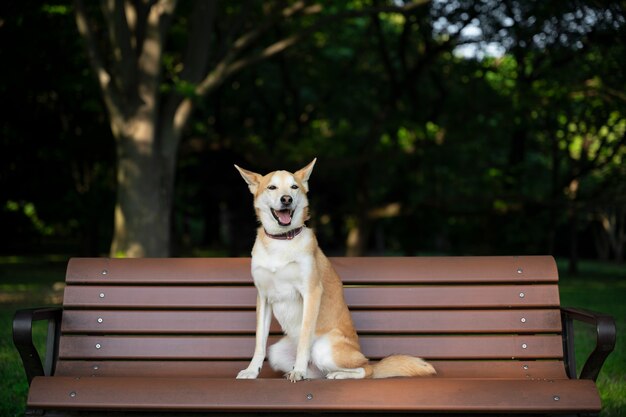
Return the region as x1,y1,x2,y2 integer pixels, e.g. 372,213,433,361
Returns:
234,159,436,382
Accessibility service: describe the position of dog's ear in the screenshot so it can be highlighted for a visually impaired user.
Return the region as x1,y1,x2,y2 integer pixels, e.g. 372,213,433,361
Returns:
234,165,262,194
294,158,316,192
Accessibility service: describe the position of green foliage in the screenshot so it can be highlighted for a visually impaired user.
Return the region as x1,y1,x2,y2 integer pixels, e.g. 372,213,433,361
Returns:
1,0,625,258
40,4,71,15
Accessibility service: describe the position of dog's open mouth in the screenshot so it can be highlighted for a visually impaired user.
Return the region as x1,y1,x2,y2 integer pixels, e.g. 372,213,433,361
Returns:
271,208,294,226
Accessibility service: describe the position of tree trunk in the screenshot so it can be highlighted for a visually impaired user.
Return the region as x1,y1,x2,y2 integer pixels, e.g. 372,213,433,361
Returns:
346,165,371,256
110,130,177,257
346,214,371,256
592,220,611,261
75,0,178,257
594,206,626,264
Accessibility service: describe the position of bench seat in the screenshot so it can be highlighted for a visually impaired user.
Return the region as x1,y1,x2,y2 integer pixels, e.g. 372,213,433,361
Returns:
14,256,615,416
28,377,601,413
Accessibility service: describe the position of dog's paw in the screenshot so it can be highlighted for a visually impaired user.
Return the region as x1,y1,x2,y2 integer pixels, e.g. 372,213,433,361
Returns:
236,368,259,379
325,368,366,380
286,369,306,383
325,371,349,379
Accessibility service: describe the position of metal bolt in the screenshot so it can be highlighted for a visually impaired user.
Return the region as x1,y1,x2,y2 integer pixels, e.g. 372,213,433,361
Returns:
519,292,525,298
521,317,527,323
95,343,101,349
97,318,103,323
99,293,105,298
306,394,313,400
101,270,108,275
517,268,523,274
70,392,77,398
522,343,528,349
553,396,560,401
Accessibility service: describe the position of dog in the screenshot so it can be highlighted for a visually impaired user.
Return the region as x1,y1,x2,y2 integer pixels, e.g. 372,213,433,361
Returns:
234,159,436,382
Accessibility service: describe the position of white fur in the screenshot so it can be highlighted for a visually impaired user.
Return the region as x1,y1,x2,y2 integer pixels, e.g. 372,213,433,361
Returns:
251,228,316,338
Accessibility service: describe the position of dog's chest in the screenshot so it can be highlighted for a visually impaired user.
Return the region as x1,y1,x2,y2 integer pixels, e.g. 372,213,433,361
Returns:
250,230,317,336
252,260,304,301
251,233,313,300
252,245,314,337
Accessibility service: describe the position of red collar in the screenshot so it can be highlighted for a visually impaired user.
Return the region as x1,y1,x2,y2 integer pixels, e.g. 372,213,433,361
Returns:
264,226,305,240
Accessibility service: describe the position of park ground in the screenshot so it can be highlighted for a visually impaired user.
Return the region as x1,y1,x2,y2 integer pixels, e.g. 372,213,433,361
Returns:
0,256,624,417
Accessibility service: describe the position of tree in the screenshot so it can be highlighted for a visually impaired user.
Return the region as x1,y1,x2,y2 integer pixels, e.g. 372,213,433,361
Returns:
74,0,429,257
441,0,626,269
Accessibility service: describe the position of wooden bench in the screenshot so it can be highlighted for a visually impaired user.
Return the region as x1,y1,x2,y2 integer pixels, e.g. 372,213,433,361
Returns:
14,256,615,416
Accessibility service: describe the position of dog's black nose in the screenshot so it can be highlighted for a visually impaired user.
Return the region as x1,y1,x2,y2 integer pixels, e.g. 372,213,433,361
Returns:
281,195,293,206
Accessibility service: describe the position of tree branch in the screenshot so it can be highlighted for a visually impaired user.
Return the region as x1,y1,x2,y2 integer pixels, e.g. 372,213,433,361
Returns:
195,0,431,98
101,0,136,94
162,1,216,140
562,129,626,190
136,0,176,102
75,0,110,93
75,0,127,131
229,1,315,53
371,0,398,87
214,0,253,63
180,1,216,84
128,0,152,57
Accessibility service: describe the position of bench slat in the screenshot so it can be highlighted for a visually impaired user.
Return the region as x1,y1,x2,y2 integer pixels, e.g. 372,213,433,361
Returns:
63,285,560,309
61,309,562,334
55,359,569,379
66,256,557,284
58,335,563,360
28,377,600,412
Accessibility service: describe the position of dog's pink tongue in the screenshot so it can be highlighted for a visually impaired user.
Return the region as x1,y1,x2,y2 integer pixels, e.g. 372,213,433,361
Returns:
276,209,292,224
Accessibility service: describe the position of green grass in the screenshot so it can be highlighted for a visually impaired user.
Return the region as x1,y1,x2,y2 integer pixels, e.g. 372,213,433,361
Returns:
0,310,49,417
0,256,624,416
557,259,626,416
0,256,66,417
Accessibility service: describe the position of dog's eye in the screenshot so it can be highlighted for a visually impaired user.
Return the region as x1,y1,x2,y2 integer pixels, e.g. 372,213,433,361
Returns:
268,185,277,190
291,185,299,190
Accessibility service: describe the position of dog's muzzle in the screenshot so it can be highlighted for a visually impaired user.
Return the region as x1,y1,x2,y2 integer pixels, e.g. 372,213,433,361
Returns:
271,208,294,226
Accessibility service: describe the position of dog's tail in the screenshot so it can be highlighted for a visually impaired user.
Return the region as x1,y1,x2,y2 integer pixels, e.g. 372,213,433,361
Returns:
364,355,436,378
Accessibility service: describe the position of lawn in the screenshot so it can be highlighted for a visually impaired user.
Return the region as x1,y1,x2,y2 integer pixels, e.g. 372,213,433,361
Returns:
556,259,626,416
0,256,624,417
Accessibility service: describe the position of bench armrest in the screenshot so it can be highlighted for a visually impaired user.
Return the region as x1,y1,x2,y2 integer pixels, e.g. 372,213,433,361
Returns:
561,307,616,382
13,307,63,385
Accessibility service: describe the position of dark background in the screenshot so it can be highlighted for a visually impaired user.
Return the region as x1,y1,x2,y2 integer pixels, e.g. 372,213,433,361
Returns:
1,1,625,272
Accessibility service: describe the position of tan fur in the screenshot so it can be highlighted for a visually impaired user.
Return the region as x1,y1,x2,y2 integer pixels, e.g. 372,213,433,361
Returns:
364,355,437,378
234,159,436,382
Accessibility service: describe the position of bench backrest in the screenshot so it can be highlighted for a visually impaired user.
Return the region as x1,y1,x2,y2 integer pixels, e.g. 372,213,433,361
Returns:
55,256,567,380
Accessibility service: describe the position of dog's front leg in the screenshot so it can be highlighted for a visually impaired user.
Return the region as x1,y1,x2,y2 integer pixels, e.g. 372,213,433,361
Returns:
287,282,323,382
237,295,272,379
